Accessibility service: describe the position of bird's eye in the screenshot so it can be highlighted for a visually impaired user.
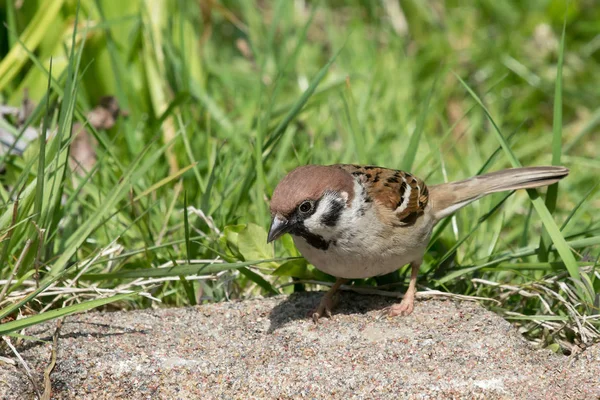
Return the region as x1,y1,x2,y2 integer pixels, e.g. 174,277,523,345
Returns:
299,201,313,213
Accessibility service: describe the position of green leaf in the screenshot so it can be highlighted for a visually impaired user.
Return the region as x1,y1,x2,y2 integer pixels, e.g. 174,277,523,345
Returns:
237,223,274,265
280,233,299,257
220,224,246,259
546,343,561,353
272,259,311,279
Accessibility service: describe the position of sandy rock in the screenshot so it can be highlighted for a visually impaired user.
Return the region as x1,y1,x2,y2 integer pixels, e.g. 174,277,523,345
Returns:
1,292,599,399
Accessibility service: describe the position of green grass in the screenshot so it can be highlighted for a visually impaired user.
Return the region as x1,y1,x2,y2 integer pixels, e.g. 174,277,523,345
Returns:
0,0,598,353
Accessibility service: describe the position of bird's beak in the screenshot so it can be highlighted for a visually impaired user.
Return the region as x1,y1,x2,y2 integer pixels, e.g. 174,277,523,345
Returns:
267,216,290,243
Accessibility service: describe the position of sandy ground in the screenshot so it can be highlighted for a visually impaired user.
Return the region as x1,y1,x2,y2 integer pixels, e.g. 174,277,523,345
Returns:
1,292,599,399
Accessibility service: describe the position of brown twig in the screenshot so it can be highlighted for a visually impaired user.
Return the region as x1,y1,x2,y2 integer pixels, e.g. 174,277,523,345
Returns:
41,318,62,400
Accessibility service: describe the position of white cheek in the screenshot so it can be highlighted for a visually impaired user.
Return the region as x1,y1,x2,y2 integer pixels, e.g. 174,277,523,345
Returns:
301,186,361,240
303,185,358,233
303,198,332,233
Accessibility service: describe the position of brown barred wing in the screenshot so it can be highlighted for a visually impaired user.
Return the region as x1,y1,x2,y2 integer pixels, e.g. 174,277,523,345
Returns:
335,164,429,225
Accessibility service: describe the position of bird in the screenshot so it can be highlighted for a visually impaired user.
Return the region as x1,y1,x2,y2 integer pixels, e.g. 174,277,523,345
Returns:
267,163,569,322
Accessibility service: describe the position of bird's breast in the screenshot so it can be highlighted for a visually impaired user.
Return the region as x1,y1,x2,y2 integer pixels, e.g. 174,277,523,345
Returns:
291,210,431,279
292,234,423,279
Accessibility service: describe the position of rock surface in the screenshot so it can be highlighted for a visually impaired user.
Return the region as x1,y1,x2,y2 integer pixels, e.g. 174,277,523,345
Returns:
1,292,599,399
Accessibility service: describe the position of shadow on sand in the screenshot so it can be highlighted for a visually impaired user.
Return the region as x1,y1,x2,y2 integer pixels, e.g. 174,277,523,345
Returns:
267,291,399,333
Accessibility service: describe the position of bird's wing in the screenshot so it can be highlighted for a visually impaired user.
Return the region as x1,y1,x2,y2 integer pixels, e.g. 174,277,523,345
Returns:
336,164,429,225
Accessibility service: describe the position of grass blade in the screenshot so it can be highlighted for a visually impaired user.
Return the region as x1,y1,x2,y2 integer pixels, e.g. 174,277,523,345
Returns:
183,191,191,262
231,40,348,219
133,163,197,202
538,10,567,261
33,59,51,223
0,292,136,335
81,258,298,281
0,0,65,91
0,271,66,321
263,41,348,151
455,74,580,282
401,69,439,171
239,267,278,295
49,139,155,275
560,182,599,231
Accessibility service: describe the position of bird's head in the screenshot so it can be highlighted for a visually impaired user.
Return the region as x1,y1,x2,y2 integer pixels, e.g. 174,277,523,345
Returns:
267,165,355,243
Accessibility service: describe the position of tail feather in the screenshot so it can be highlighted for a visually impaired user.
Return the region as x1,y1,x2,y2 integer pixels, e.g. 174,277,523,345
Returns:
429,166,569,221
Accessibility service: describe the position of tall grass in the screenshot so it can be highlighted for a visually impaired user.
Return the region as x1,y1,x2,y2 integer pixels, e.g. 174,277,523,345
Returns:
0,0,598,352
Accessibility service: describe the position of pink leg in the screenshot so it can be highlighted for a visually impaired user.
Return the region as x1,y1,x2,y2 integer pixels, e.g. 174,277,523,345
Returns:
311,278,348,323
386,261,420,317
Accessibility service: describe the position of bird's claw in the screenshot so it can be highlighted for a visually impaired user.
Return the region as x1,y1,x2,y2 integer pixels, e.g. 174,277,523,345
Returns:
380,297,415,318
310,294,337,323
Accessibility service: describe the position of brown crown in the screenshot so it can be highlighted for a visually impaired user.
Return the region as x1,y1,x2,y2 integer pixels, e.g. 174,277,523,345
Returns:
269,165,355,218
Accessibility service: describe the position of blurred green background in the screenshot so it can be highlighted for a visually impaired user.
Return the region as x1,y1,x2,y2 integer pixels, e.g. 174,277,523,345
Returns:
0,0,598,352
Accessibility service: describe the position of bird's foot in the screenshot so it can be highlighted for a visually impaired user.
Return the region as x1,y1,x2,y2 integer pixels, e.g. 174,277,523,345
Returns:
310,292,339,323
307,279,347,323
381,293,415,318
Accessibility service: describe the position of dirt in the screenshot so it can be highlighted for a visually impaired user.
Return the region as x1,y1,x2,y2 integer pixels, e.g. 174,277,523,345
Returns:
1,292,599,399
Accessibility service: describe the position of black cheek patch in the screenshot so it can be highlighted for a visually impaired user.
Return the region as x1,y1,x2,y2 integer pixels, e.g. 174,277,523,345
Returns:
291,223,330,251
320,200,344,227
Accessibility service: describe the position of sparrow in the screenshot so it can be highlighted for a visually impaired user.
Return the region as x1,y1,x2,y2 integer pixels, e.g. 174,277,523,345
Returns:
267,164,569,322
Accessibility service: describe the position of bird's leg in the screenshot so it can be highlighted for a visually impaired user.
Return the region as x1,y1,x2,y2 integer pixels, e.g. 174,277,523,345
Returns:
385,261,420,317
311,278,348,323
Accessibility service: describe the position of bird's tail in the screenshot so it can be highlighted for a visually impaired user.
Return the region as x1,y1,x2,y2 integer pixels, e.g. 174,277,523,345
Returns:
429,166,569,221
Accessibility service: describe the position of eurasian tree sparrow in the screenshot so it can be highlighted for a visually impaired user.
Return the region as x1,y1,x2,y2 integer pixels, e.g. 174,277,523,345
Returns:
267,164,569,321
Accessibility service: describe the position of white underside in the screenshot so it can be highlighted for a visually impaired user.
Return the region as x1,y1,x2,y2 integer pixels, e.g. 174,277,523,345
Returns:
292,181,434,279
293,236,424,279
